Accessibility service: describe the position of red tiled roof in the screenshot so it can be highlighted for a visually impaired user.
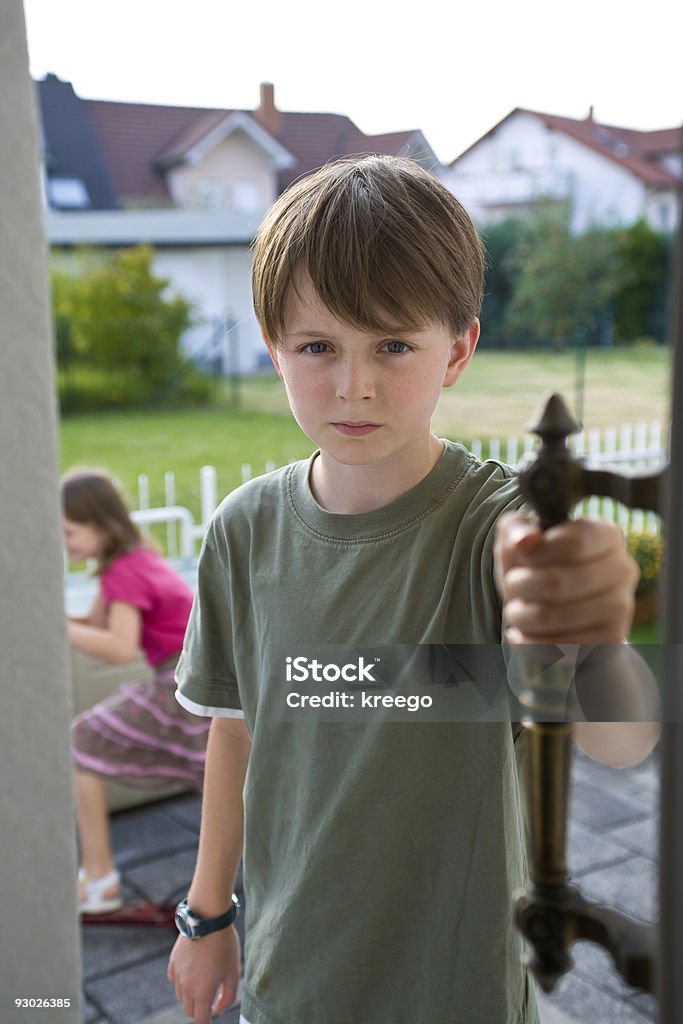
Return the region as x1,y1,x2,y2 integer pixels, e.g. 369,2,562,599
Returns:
262,111,420,190
83,96,423,204
85,99,226,206
637,127,682,154
529,110,680,188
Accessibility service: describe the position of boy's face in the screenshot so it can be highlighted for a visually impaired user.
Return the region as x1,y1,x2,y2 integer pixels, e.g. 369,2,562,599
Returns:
265,275,478,471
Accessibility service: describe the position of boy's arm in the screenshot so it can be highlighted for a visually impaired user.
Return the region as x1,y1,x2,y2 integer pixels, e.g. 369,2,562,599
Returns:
569,644,660,768
168,714,251,1024
495,511,660,768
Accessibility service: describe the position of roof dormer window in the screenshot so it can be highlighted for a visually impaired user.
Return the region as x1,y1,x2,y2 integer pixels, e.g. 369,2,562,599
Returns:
47,177,90,209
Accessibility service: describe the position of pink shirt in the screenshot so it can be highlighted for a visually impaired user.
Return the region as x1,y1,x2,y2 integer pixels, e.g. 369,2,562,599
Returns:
101,547,194,666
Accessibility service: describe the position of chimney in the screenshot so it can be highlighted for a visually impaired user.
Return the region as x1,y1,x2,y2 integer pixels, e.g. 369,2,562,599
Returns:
256,82,280,137
586,105,595,121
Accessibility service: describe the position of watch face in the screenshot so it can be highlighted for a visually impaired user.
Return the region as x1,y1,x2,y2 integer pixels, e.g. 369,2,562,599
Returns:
175,903,196,938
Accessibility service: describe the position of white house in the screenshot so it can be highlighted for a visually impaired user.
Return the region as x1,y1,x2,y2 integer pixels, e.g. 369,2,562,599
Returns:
441,108,680,233
46,206,267,373
38,76,439,374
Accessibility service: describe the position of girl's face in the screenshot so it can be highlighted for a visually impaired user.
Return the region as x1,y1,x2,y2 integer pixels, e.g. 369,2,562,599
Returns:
62,518,107,562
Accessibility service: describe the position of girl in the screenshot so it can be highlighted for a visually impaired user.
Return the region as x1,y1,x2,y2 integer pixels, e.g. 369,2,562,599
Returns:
62,468,209,915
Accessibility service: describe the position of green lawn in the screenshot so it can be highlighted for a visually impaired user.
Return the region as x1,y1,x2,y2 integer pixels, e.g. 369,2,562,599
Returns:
60,406,316,521
59,345,672,521
435,345,671,437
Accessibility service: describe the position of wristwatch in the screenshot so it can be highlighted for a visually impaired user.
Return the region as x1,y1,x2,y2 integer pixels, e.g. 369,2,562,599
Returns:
174,894,239,940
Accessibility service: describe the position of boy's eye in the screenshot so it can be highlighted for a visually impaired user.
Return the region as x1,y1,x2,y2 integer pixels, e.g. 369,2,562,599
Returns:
303,342,329,354
383,340,410,354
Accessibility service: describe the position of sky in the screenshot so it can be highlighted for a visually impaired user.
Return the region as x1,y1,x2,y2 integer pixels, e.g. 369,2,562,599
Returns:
22,0,683,165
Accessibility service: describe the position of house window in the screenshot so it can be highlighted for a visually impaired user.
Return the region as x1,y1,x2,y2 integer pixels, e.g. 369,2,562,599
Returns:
659,202,672,231
197,180,230,209
194,179,261,212
47,177,90,209
231,180,262,213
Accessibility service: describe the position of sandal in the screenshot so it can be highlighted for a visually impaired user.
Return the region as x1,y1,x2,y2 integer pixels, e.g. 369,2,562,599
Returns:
78,868,123,915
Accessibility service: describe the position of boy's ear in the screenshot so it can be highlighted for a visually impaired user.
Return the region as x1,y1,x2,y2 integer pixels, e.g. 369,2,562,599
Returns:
443,319,480,388
262,331,283,380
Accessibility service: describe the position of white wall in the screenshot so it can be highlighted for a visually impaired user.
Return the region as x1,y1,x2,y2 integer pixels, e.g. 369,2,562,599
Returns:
0,2,81,1020
643,190,679,233
661,153,682,179
444,111,651,232
152,245,267,374
558,136,646,231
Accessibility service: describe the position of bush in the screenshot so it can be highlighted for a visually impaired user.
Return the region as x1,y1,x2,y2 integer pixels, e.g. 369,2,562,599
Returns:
626,529,663,597
51,245,197,409
57,365,215,414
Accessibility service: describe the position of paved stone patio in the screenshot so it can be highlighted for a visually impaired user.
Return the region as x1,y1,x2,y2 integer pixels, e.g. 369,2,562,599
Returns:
80,747,660,1024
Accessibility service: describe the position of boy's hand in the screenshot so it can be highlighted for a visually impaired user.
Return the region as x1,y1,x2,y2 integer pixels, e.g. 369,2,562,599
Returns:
168,925,240,1024
494,511,639,645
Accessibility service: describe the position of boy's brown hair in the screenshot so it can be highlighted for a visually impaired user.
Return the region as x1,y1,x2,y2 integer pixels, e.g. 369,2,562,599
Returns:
251,155,485,346
61,468,142,574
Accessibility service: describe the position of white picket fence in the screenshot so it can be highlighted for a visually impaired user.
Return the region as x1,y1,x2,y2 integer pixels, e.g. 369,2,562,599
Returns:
132,461,277,557
133,421,667,558
471,420,665,536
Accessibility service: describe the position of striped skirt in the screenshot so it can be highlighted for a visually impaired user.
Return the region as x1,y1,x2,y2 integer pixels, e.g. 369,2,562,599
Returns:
72,658,210,791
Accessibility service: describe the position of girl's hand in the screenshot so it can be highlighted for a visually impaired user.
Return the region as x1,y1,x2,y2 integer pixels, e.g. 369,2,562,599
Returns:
494,511,639,645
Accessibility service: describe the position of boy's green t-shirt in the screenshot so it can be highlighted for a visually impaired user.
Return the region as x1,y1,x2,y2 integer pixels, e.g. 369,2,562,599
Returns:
176,440,539,1024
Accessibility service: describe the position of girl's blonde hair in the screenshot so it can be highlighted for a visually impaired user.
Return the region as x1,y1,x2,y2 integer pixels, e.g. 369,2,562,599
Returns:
251,155,485,347
61,469,142,574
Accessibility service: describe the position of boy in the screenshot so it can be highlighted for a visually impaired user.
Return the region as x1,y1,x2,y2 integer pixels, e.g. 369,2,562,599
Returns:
169,156,654,1024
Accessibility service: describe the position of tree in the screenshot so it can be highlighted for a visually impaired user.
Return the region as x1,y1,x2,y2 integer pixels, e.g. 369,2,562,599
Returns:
503,209,620,346
479,218,528,343
613,220,670,342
